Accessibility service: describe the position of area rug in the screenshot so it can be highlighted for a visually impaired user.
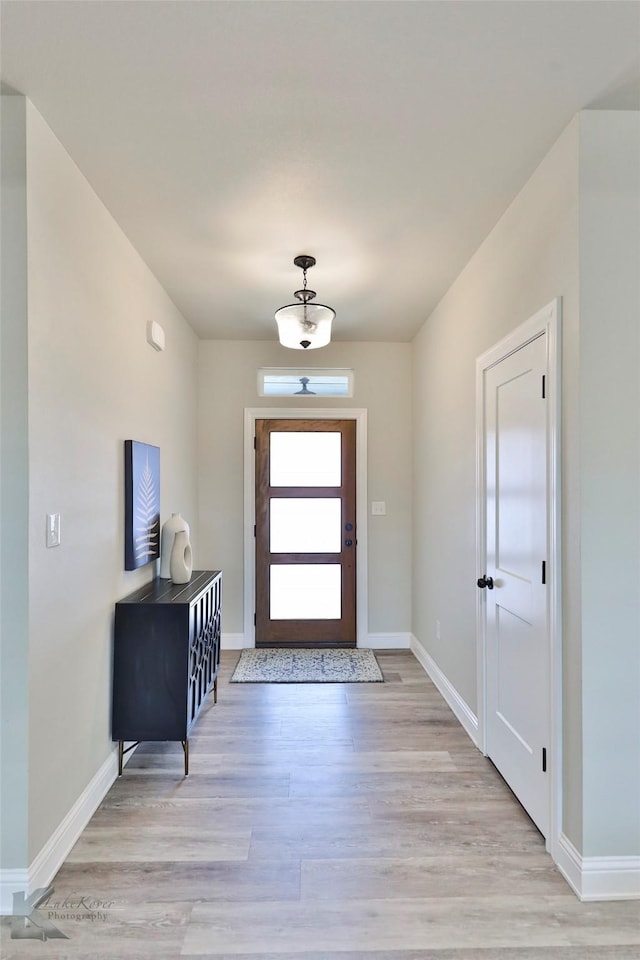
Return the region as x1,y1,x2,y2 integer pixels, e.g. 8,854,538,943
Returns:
230,648,384,683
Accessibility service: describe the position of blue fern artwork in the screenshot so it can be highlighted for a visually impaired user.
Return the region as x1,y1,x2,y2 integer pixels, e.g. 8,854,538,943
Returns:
124,440,160,570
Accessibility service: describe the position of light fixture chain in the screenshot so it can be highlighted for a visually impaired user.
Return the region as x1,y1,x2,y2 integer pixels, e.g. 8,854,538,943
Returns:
275,253,334,350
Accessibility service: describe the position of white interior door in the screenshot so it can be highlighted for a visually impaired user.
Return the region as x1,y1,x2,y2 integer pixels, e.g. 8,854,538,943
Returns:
483,332,549,835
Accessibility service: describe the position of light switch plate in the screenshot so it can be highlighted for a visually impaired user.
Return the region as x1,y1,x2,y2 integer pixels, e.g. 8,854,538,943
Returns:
46,513,61,547
371,501,386,516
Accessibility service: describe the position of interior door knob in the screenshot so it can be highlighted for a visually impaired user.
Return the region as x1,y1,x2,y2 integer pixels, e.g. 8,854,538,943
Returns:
477,575,494,590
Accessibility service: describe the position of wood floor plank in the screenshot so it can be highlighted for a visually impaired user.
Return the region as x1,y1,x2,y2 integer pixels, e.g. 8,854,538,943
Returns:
97,794,371,825
22,650,638,959
67,825,251,863
177,735,356,754
51,859,302,904
353,730,477,751
367,796,537,825
301,853,571,899
248,818,546,861
106,772,291,800
183,896,640,954
1,902,191,959
288,770,515,800
128,749,458,776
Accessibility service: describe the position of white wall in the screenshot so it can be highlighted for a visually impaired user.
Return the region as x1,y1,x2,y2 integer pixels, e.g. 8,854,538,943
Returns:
412,121,581,832
578,111,640,857
0,97,30,872
197,340,412,640
412,110,640,862
0,97,199,874
412,118,579,712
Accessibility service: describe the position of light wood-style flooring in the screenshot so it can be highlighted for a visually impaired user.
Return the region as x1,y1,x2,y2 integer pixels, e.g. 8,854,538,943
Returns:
3,650,639,958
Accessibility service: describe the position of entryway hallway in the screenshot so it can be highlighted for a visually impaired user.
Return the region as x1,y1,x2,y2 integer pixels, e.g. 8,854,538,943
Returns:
7,651,639,957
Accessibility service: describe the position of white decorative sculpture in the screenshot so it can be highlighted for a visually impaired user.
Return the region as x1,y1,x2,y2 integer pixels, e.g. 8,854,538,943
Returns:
159,513,189,578
170,529,193,584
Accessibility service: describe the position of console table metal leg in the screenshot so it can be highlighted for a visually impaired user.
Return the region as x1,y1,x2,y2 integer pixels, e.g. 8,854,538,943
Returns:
118,740,124,776
214,678,218,704
182,739,189,776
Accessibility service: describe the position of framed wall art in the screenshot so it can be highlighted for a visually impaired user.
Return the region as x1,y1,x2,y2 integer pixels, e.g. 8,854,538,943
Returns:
124,440,160,570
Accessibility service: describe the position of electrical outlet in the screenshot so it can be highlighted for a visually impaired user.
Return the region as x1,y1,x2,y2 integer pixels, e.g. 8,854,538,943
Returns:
371,501,386,516
46,513,61,547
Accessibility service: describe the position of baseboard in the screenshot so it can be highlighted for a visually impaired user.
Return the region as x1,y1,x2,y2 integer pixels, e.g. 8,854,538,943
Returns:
221,633,251,650
0,743,135,916
410,634,479,747
366,632,411,649
0,868,30,916
557,834,640,901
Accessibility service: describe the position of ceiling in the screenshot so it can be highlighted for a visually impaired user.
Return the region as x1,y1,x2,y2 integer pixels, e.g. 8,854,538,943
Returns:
2,1,639,342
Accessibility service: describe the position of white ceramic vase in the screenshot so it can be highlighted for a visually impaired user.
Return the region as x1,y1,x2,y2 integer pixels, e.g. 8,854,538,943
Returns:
159,513,189,578
170,529,193,584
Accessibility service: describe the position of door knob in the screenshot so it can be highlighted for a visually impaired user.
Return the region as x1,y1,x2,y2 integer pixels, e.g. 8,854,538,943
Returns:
477,575,494,590
345,539,353,547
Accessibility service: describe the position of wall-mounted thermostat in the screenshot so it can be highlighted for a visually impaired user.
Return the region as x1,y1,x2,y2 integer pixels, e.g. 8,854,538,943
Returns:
146,320,165,352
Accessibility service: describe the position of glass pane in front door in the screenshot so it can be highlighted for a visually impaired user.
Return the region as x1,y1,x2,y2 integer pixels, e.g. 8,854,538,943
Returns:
270,498,341,553
270,432,341,487
270,564,341,620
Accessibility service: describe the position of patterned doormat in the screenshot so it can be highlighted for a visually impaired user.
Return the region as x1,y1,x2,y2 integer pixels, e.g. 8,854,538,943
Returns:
230,648,384,683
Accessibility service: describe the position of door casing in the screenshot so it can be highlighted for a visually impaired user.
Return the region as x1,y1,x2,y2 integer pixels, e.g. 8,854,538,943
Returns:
244,407,368,648
254,418,357,647
475,298,562,857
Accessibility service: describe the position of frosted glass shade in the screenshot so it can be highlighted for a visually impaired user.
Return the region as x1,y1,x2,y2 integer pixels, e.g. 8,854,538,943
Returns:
275,303,334,350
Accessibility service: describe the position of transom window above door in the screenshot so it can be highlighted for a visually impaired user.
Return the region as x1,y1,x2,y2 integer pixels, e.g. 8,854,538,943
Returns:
257,368,354,398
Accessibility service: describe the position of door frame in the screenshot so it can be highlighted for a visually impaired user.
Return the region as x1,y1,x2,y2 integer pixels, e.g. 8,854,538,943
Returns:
475,298,562,857
244,407,368,648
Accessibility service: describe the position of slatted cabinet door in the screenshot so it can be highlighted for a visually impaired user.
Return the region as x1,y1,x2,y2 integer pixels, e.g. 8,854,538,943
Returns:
188,573,222,725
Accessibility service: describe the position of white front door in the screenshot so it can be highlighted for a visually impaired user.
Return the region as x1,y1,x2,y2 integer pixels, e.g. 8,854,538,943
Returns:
483,332,549,835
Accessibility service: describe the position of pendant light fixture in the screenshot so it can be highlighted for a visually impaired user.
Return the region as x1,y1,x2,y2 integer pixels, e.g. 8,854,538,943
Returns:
275,255,335,350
